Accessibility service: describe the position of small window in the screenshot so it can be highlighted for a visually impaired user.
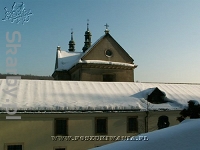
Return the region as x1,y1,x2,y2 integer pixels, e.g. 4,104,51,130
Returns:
157,115,170,129
103,74,115,82
105,49,113,57
5,144,23,150
55,119,68,136
54,147,66,150
95,118,107,135
127,117,138,133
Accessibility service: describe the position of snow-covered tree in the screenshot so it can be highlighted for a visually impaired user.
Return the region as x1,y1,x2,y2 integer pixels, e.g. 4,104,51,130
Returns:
177,100,200,122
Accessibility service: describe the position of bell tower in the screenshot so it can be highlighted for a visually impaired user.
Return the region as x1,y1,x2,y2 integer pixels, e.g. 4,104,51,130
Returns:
82,19,92,52
68,29,75,52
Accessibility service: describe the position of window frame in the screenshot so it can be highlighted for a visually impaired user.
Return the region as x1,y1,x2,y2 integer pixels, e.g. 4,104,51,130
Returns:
105,49,113,57
54,118,68,136
157,115,170,129
4,143,24,150
127,116,138,133
95,117,108,135
54,147,67,150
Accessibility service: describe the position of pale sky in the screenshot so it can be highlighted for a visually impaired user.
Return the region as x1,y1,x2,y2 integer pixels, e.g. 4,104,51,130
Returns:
0,0,200,83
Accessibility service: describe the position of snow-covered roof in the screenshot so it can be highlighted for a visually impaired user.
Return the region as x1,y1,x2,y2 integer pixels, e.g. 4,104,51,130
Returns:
56,50,82,71
56,50,136,71
55,35,104,71
55,33,136,71
90,119,200,150
79,60,136,67
0,80,200,113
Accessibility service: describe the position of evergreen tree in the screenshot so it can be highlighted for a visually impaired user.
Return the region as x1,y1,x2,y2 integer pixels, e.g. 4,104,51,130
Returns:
177,100,200,122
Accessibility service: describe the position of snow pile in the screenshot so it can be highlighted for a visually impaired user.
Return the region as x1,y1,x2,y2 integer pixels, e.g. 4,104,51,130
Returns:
90,119,200,150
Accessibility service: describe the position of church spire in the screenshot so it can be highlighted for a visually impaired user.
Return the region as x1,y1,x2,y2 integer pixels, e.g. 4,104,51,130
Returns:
71,29,74,40
82,19,92,52
87,20,89,31
68,29,75,52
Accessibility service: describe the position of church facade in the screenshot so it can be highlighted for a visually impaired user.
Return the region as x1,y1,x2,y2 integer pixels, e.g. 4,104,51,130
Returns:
52,23,137,81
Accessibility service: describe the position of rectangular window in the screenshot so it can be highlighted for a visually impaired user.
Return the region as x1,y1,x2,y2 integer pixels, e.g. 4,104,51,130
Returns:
95,117,107,135
55,119,68,136
103,74,115,82
127,117,138,133
54,147,67,150
5,144,23,150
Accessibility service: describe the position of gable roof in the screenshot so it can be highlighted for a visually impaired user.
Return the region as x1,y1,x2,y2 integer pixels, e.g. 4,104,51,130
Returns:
81,33,134,62
55,50,82,71
0,80,200,113
55,33,136,71
81,34,105,58
148,87,166,96
147,87,167,104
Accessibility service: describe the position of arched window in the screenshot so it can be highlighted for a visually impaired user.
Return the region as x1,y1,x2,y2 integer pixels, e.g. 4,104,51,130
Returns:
157,115,170,129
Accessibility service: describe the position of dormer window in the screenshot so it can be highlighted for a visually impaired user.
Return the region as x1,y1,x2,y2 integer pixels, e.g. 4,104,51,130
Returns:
147,87,166,104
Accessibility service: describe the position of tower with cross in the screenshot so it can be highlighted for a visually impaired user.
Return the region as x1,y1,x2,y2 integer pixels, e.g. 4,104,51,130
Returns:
53,21,137,82
68,28,75,52
82,19,92,52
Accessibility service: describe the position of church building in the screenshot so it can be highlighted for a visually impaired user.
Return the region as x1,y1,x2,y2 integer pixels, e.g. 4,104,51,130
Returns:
1,23,200,150
52,23,137,81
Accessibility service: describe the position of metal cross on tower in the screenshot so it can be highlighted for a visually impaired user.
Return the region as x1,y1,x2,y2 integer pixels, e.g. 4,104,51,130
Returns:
104,23,109,29
87,19,89,30
71,28,73,40
104,23,109,34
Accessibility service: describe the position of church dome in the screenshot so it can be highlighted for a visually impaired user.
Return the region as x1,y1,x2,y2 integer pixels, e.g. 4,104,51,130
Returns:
69,40,75,44
85,30,91,35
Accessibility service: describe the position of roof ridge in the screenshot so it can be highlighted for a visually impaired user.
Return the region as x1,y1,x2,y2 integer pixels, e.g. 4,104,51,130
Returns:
139,82,200,85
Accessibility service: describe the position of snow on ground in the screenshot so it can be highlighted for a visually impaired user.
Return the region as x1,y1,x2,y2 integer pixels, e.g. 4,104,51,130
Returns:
90,119,200,150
